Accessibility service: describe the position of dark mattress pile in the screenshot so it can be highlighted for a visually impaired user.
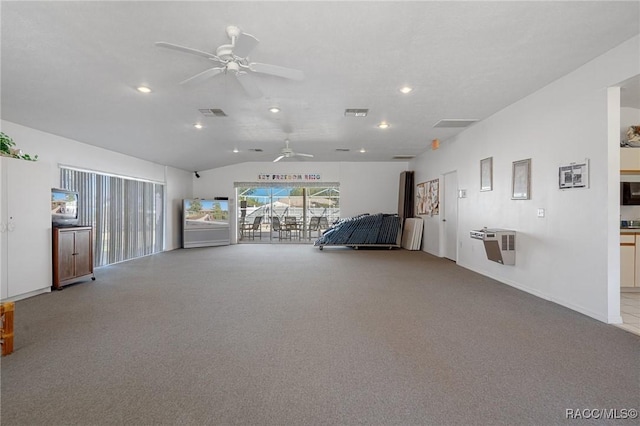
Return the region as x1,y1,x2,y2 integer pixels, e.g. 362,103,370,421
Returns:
314,213,401,246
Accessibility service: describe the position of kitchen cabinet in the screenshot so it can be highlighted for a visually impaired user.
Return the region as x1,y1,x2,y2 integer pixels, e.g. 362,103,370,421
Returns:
620,234,635,287
0,157,52,301
619,232,640,288
52,226,94,289
620,147,640,173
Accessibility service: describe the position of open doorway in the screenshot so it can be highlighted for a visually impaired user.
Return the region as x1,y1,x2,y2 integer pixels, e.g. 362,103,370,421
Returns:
617,74,640,335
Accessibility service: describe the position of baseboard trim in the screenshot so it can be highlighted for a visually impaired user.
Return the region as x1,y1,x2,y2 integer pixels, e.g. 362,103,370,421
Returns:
1,287,51,303
459,262,611,324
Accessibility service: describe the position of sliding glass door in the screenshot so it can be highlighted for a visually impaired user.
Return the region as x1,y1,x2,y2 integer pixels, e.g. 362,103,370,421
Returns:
236,184,339,243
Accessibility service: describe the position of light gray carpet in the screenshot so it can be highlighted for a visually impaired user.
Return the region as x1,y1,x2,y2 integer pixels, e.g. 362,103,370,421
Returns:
1,244,638,425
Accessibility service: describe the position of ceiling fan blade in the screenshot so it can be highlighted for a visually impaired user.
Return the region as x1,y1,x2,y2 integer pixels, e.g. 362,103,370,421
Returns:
155,42,220,61
248,62,304,81
234,73,262,98
295,153,314,158
233,32,259,58
273,155,285,163
179,67,225,85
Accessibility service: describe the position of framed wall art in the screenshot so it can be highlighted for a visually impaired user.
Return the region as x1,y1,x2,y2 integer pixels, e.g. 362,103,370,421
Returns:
416,179,440,216
416,182,428,215
511,158,531,200
480,157,493,191
559,159,589,189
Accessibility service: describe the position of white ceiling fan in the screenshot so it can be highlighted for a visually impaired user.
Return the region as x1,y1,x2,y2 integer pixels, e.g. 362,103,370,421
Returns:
155,25,304,98
273,139,314,162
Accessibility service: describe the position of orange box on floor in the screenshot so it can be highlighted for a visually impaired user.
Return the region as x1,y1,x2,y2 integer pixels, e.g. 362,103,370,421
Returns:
1,302,15,356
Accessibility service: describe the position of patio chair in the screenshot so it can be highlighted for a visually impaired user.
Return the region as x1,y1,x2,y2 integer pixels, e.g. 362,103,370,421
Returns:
271,216,289,240
243,216,263,240
284,216,300,240
308,216,321,240
319,217,330,232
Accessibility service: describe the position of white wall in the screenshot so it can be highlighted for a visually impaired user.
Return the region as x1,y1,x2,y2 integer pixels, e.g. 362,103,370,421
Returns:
165,167,194,250
0,120,192,251
193,161,409,243
410,35,640,324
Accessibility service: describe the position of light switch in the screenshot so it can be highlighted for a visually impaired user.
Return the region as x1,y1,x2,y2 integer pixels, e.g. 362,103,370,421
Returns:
537,208,545,218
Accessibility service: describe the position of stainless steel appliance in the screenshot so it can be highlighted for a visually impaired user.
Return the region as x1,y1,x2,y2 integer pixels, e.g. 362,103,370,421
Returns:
621,182,640,205
470,228,516,265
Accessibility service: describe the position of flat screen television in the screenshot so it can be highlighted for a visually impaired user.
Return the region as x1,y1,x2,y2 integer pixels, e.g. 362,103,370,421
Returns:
51,188,79,227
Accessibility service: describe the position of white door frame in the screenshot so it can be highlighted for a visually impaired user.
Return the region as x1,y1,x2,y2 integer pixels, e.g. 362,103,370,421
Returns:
442,171,458,262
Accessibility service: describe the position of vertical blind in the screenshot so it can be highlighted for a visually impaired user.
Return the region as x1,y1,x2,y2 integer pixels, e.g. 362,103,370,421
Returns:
60,167,164,267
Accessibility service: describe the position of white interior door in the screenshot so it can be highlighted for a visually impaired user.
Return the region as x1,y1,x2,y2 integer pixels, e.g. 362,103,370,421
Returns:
443,171,458,261
4,158,51,298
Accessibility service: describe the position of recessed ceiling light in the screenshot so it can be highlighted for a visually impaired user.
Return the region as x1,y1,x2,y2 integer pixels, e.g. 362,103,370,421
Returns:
193,123,203,129
399,86,413,94
377,122,390,129
137,86,152,93
269,107,280,113
233,148,239,153
360,148,366,153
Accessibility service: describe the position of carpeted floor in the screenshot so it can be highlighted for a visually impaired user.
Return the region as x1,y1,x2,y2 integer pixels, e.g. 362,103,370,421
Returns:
1,244,638,425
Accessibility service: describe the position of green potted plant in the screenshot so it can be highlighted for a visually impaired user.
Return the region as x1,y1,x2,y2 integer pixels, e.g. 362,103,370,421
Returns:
0,132,38,161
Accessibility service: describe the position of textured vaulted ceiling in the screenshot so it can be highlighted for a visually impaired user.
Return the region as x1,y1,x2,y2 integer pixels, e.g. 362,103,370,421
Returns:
2,1,639,171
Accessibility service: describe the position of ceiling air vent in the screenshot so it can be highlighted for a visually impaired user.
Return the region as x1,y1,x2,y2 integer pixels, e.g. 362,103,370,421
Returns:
344,109,369,117
248,148,263,152
392,155,415,160
199,108,227,117
433,119,478,128
335,148,351,152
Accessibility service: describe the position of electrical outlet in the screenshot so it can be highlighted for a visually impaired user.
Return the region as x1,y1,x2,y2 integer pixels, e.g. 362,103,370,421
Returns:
537,208,545,218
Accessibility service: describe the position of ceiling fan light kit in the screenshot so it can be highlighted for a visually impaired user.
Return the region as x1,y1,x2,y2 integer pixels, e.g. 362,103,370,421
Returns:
273,139,314,162
156,24,304,99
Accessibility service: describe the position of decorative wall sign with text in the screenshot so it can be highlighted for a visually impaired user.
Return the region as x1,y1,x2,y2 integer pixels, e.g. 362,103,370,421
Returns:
258,174,321,181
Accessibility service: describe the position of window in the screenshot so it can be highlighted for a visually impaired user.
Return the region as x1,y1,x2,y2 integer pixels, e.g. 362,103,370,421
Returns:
60,167,164,266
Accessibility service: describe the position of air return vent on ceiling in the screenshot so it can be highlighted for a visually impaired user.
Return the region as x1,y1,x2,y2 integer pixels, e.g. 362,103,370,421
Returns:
393,155,415,160
433,119,478,128
199,108,227,117
344,109,369,117
248,148,263,152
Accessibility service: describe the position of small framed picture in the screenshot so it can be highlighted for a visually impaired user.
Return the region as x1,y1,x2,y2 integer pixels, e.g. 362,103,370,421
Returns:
512,158,531,200
480,157,493,191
